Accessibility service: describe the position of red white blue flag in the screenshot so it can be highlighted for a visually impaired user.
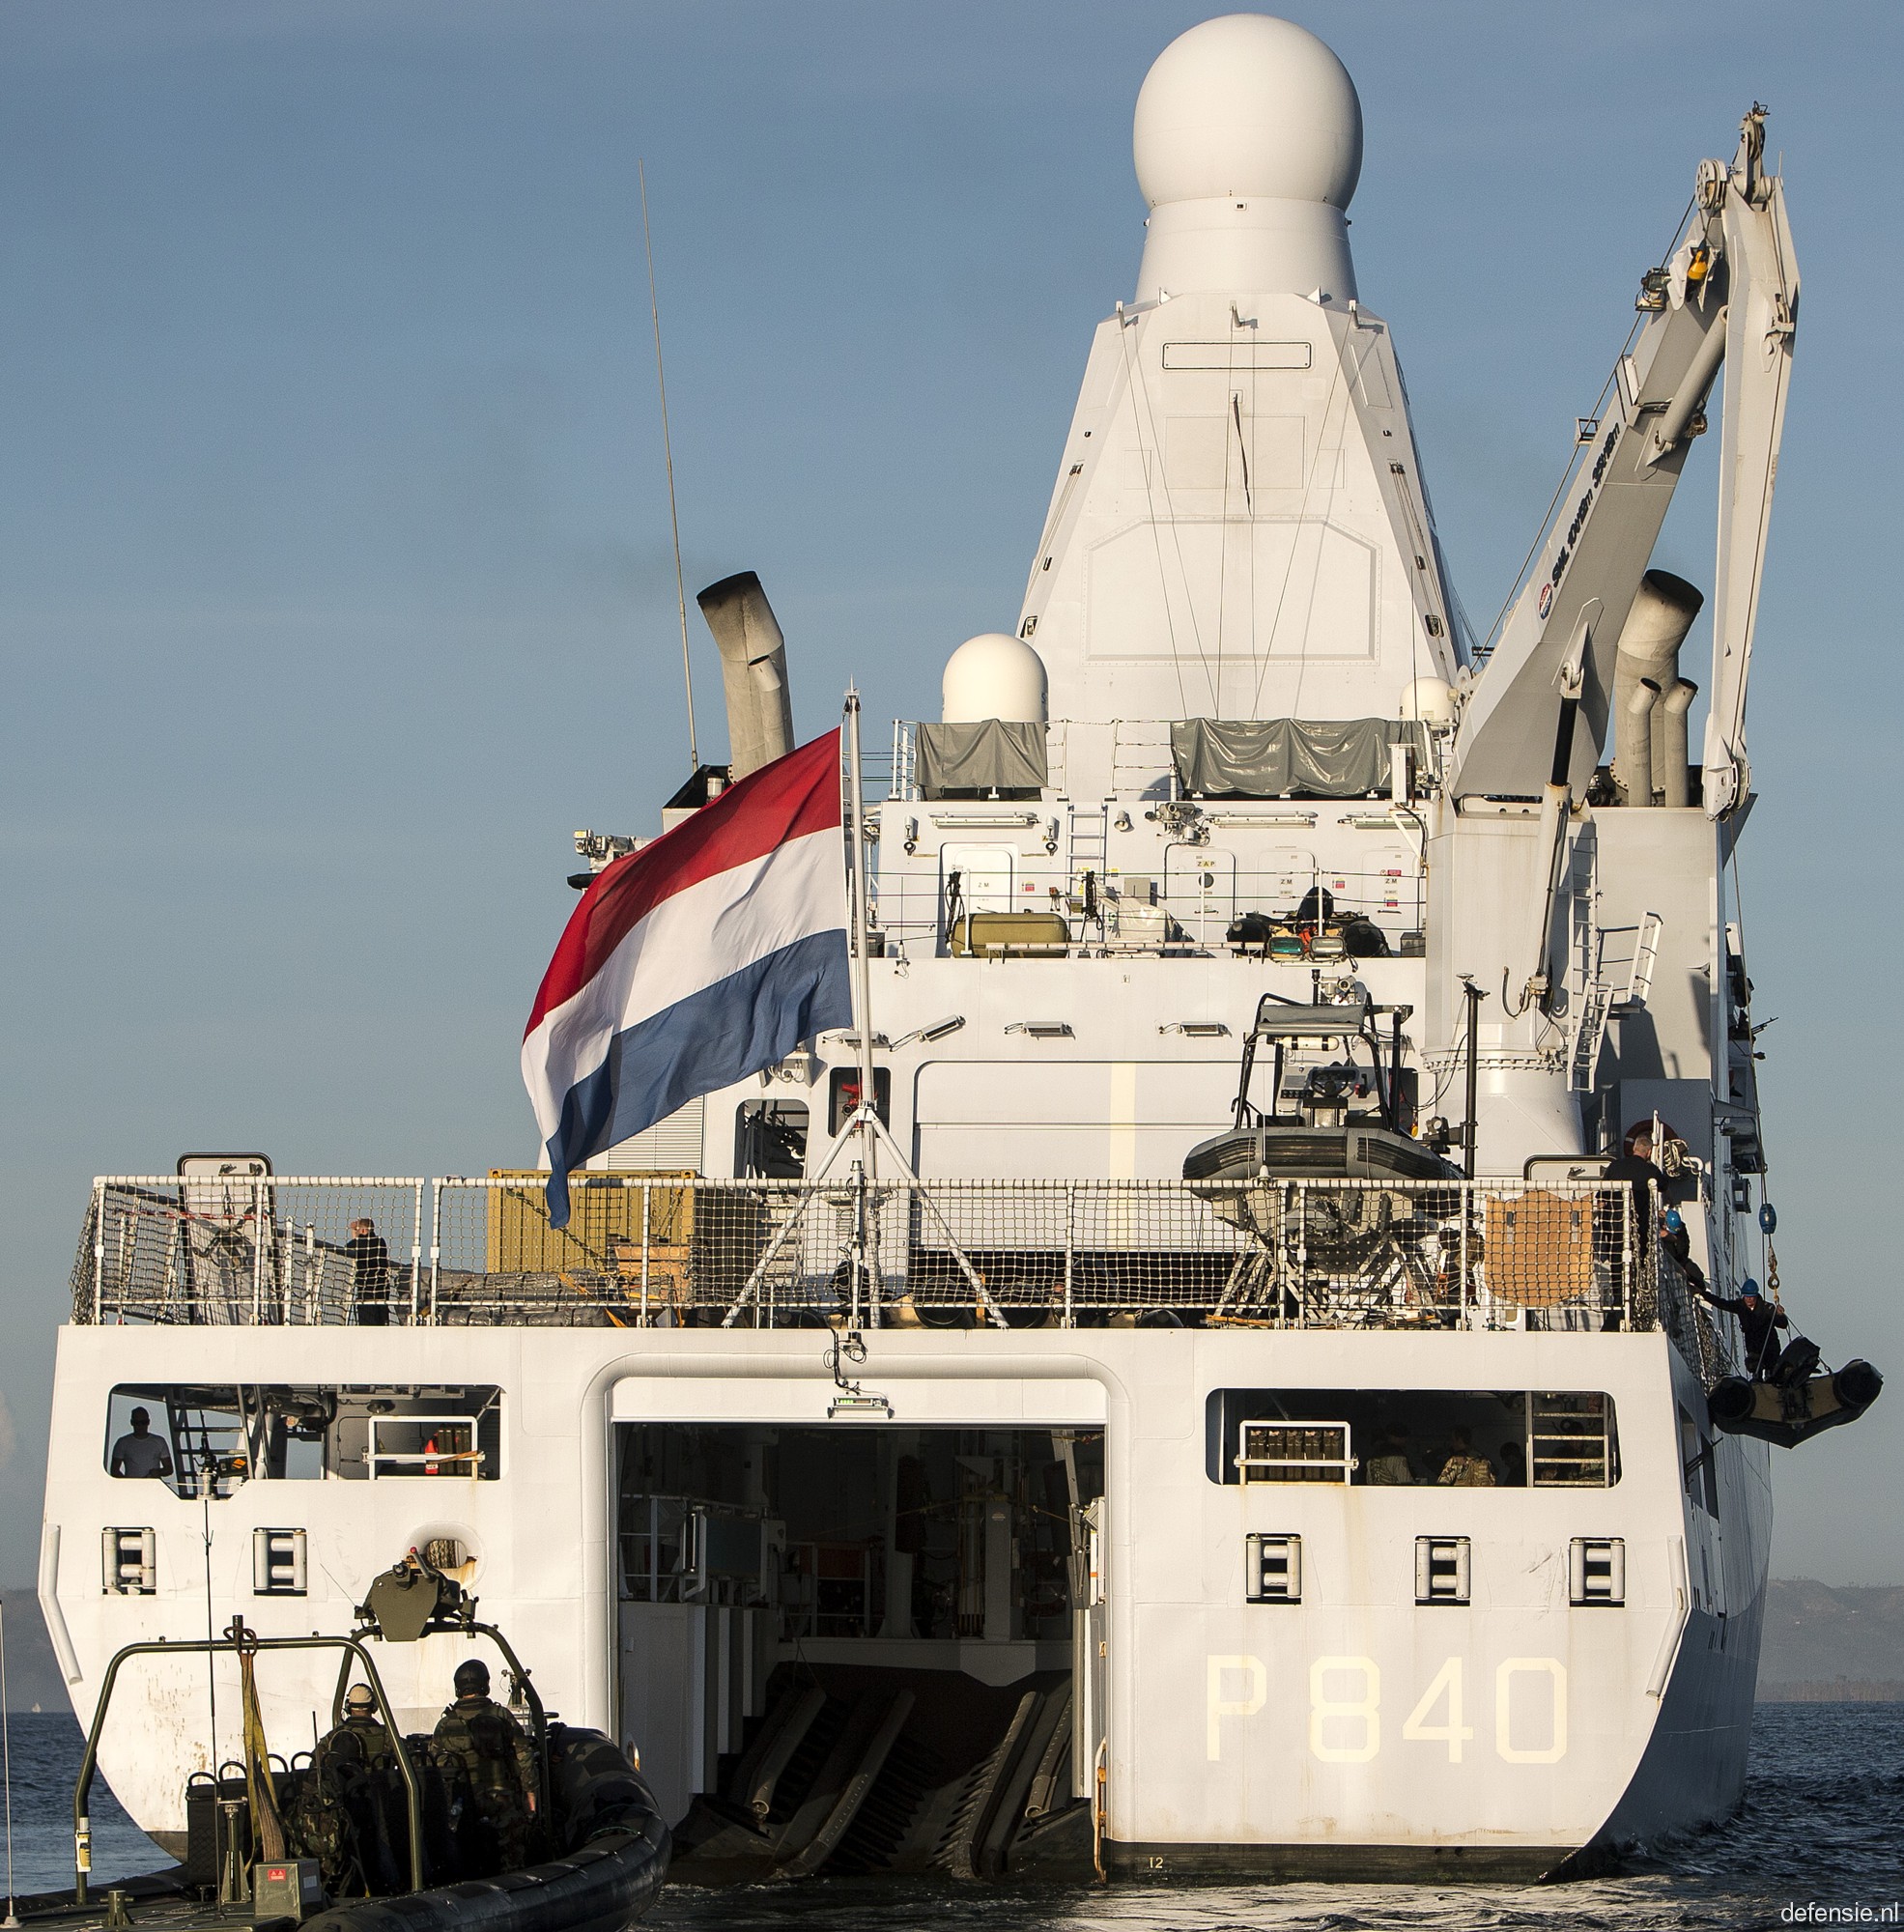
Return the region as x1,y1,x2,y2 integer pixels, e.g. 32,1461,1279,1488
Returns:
522,730,852,1226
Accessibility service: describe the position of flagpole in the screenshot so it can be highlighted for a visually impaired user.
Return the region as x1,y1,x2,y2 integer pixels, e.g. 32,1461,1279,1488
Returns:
843,690,877,1182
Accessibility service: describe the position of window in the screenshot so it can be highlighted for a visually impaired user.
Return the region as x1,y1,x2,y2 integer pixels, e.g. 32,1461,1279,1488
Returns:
1206,1388,1620,1489
106,1383,503,1495
735,1100,809,1179
1530,1392,1616,1487
828,1067,891,1136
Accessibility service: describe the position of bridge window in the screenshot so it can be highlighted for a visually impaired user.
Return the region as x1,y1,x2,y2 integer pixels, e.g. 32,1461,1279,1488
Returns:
735,1100,809,1179
1206,1387,1618,1488
828,1067,891,1135
105,1382,503,1496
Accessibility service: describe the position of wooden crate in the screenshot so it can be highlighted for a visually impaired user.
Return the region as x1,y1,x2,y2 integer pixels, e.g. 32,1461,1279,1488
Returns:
485,1170,697,1276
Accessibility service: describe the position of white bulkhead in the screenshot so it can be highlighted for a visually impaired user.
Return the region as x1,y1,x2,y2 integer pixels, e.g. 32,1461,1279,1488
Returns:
1015,14,1459,775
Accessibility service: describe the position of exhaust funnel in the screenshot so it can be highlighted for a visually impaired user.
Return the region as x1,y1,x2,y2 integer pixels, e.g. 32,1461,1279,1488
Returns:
1612,571,1702,806
697,570,795,781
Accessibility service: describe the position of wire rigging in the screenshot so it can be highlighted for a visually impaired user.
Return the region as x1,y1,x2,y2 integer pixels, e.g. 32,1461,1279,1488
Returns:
639,159,700,775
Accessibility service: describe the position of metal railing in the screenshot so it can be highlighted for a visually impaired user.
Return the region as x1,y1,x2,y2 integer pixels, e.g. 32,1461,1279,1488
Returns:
71,1174,1713,1361
870,860,1426,959
73,1178,428,1327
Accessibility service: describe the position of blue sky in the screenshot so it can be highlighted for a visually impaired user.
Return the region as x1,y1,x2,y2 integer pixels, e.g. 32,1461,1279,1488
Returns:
2,0,1897,1580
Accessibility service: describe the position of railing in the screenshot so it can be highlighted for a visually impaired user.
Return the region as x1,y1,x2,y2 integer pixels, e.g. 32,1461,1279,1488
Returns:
72,1178,429,1326
871,859,1426,959
71,1175,1717,1363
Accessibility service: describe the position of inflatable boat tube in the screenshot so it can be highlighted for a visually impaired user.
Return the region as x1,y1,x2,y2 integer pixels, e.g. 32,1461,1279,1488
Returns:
302,1727,668,1932
1708,1360,1884,1448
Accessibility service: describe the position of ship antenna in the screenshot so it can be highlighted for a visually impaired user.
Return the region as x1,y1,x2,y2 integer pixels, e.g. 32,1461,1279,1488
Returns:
201,1480,219,1804
639,158,700,774
1,1597,17,1925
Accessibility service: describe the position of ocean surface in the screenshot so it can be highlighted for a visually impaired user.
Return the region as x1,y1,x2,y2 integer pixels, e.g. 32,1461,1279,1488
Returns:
0,1705,1894,1930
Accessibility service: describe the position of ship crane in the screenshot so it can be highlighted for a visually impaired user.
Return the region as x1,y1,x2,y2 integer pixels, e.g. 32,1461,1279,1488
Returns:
1451,106,1798,819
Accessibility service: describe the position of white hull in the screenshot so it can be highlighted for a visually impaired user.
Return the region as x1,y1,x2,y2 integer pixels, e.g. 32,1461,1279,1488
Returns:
43,1317,1769,1873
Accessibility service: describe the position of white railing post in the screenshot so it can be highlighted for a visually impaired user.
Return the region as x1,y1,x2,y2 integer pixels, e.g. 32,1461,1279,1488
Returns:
91,1179,106,1322
429,1181,444,1324
1294,1182,1307,1328
1472,1183,1489,1332
1626,1185,1638,1337
1461,1182,1471,1329
640,1182,651,1327
1271,1182,1285,1327
851,1163,867,1331
113,1195,131,1309
1064,1184,1076,1329
250,1177,266,1323
410,1182,424,1326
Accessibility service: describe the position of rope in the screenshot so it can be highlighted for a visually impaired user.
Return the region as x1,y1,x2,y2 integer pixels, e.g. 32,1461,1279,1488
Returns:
239,1645,289,1862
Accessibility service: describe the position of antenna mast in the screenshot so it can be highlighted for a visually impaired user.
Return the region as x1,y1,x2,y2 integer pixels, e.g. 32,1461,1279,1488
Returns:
639,158,699,772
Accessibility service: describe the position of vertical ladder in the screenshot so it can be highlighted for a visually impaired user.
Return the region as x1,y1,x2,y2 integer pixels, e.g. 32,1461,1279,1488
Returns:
1566,842,1604,1094
1068,804,1108,935
1571,989,1610,1093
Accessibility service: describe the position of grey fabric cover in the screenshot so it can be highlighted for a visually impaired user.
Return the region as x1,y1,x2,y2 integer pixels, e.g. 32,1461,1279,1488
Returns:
916,719,1048,797
1171,717,1430,798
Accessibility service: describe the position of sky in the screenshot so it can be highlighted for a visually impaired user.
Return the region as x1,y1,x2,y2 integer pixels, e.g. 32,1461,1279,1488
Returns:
2,0,1898,1582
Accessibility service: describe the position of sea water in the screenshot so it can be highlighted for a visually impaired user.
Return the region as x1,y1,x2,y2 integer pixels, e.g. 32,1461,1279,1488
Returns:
3,1705,1895,1929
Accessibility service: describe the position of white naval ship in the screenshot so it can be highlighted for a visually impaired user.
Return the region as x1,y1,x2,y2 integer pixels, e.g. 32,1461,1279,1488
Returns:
42,13,1869,1887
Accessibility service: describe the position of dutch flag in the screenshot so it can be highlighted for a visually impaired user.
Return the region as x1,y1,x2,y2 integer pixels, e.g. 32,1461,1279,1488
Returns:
522,730,853,1226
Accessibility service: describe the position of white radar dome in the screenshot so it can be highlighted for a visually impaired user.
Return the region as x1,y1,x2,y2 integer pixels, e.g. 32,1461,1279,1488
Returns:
1401,676,1457,728
942,633,1048,724
1133,14,1363,211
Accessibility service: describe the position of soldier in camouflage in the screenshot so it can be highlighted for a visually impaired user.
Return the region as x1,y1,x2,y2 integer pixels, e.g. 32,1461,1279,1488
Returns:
335,1682,394,1758
293,1683,400,1893
432,1660,537,1874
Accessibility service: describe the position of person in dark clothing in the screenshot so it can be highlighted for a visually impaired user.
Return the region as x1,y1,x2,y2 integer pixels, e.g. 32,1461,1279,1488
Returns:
434,1660,536,1874
109,1406,174,1479
1660,1209,1709,1293
1586,1122,1673,1326
346,1217,393,1326
1696,1284,1789,1379
1601,1122,1671,1250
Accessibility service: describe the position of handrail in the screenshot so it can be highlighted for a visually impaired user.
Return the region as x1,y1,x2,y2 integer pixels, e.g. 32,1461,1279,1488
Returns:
73,1621,423,1903
71,1172,1698,1349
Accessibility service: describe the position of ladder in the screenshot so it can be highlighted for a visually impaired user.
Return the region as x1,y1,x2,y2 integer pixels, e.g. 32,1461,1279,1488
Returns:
1611,911,1663,1013
1068,803,1109,916
1566,843,1604,1093
1571,986,1611,1094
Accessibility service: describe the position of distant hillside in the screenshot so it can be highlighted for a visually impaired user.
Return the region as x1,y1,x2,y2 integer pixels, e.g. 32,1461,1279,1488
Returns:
1758,1578,1904,1700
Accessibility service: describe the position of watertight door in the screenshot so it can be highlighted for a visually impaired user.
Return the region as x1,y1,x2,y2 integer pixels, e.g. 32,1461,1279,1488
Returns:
1072,1496,1106,1803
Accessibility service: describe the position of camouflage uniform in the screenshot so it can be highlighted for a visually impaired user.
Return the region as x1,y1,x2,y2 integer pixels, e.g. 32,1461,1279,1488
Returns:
293,1714,401,1893
433,1694,535,1873
333,1714,395,1762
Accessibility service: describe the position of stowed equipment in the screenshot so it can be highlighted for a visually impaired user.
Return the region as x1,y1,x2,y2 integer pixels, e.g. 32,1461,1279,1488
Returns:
347,1546,550,1881
1707,1338,1883,1449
